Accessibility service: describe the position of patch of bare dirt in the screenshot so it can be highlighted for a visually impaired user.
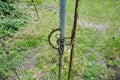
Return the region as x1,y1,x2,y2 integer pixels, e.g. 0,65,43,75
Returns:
78,19,108,31
21,52,39,71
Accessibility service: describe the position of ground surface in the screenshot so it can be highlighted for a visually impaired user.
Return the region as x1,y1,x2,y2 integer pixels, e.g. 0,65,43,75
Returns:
7,1,119,80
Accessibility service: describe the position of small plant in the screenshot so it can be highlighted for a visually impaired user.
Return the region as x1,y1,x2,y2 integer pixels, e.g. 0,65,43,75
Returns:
0,1,28,37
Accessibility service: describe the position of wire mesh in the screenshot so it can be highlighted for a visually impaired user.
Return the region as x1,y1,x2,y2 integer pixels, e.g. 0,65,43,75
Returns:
0,0,120,80
72,0,120,80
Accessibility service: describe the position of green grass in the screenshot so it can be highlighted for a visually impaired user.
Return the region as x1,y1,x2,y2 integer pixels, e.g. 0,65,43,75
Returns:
0,0,119,79
78,0,120,26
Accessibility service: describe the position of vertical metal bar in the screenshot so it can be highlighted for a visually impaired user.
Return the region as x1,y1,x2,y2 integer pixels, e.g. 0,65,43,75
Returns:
58,0,66,80
68,0,79,80
31,0,39,19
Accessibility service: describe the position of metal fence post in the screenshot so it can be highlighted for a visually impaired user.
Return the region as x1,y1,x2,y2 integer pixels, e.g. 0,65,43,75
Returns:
58,0,66,80
68,0,80,80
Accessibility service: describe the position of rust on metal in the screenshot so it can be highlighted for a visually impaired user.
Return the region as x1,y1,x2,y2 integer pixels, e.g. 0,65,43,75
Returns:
48,28,71,49
68,0,80,80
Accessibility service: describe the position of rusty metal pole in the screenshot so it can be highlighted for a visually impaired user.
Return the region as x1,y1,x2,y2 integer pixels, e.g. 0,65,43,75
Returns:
68,0,80,80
